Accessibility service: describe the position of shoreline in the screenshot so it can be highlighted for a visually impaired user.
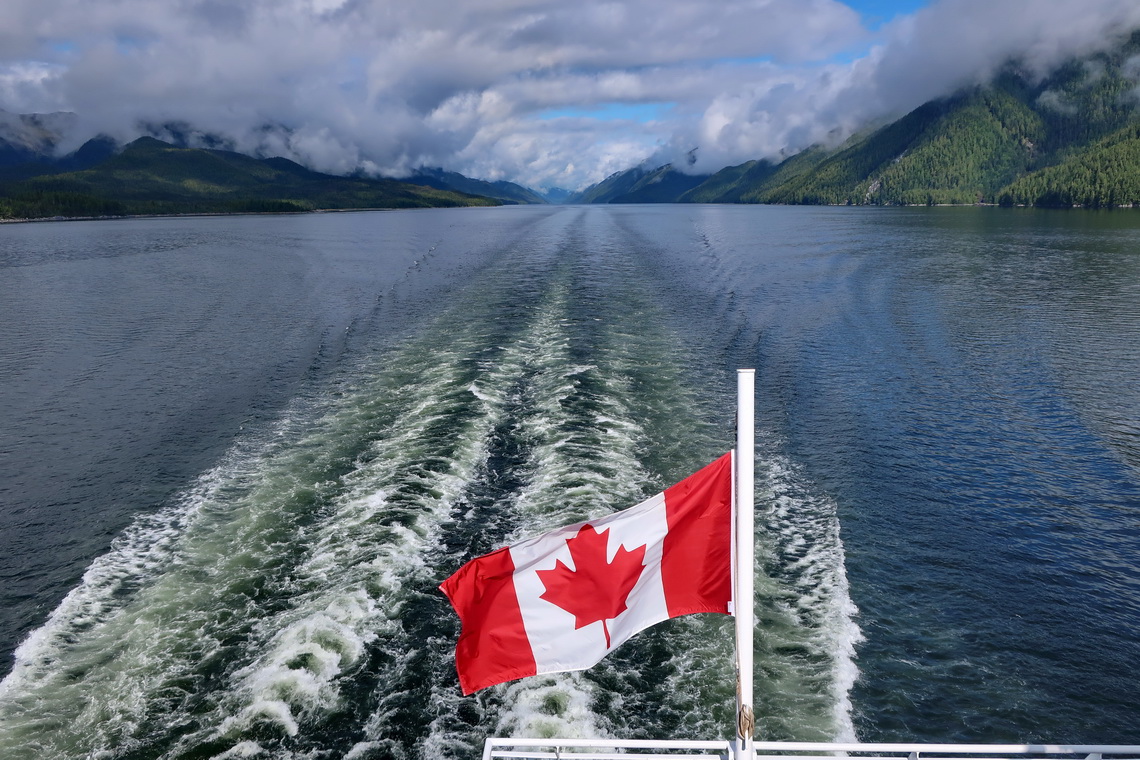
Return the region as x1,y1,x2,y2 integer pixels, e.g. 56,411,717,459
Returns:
0,205,504,225
4,201,1138,225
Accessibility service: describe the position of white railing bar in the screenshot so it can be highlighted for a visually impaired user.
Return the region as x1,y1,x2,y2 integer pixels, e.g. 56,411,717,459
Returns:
751,744,1140,755
485,739,1140,760
487,739,733,749
487,752,720,756
748,757,1140,760
490,752,726,757
755,756,904,760
483,739,732,760
752,757,1136,760
753,756,1062,760
747,756,1140,760
755,756,905,760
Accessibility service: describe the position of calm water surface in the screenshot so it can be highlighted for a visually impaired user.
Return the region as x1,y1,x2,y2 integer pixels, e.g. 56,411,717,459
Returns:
0,206,1137,758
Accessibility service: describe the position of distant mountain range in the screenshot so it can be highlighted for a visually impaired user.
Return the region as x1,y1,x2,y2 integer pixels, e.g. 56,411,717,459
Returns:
8,30,1140,218
536,186,573,204
405,167,546,205
566,162,709,204
0,122,554,219
0,136,514,219
0,110,79,167
576,30,1140,209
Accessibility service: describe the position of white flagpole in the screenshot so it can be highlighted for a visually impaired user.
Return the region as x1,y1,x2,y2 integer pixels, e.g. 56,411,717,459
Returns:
734,369,756,760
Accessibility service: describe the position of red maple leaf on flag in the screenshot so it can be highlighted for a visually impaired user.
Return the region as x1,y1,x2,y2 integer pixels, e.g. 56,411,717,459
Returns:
536,524,647,648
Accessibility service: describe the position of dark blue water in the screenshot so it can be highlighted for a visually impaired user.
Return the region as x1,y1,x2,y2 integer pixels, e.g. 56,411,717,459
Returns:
0,211,512,661
632,206,1140,743
0,206,1137,758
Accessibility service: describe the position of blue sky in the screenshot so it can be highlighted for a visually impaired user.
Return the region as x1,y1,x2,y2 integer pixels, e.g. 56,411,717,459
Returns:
2,0,1138,189
534,1,933,126
846,0,931,27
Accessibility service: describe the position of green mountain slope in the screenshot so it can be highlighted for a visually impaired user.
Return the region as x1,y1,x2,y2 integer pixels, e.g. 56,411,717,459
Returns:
569,166,652,203
747,86,1044,206
0,136,118,183
868,87,1045,205
609,165,708,203
408,167,546,204
736,146,832,203
997,123,1140,207
0,137,499,218
570,163,708,204
679,160,776,203
682,147,833,203
0,110,76,167
676,30,1140,208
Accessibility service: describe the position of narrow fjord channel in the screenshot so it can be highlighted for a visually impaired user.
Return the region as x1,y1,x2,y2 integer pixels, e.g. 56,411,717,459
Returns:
1,205,1137,758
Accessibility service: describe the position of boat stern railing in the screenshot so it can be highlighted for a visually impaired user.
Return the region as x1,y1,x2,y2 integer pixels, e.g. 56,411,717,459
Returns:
482,739,1140,760
751,743,1140,760
482,738,733,760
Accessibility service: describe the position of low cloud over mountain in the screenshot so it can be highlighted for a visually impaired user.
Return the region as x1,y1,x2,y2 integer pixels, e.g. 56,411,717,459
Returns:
4,0,1140,190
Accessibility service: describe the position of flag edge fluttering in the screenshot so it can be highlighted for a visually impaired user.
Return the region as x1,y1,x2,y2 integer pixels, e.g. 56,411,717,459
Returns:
439,452,734,695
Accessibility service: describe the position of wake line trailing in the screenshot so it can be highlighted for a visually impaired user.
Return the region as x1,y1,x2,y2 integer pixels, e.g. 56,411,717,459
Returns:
0,212,864,759
0,268,549,756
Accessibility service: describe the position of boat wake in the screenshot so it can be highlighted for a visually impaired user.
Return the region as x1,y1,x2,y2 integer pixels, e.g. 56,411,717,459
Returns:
0,209,863,758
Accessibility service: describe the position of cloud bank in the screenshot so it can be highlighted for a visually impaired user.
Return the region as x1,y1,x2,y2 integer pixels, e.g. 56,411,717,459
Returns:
2,0,1139,189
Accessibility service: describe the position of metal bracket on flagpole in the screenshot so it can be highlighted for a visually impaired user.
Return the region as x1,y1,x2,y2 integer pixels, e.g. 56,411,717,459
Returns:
734,369,756,760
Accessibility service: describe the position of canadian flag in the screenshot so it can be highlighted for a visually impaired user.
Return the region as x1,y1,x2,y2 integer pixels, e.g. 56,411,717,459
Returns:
440,453,733,694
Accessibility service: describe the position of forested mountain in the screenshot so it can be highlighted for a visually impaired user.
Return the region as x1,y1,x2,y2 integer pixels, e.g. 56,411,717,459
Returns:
0,119,538,217
538,187,573,203
407,167,546,204
579,31,1140,208
679,147,830,204
0,137,498,218
676,159,778,203
567,166,648,203
0,110,118,183
0,110,77,167
998,123,1140,207
8,29,1140,215
747,84,1046,206
568,163,708,203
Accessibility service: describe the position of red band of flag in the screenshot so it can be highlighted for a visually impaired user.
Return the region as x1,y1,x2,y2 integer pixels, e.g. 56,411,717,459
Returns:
440,453,733,694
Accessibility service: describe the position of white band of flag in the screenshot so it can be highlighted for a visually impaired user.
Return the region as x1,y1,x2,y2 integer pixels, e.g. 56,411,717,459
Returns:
440,453,733,695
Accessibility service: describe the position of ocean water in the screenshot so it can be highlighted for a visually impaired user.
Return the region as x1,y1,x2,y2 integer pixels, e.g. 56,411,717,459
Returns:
0,205,1137,758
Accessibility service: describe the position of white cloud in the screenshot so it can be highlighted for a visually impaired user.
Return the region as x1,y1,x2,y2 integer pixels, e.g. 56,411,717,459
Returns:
661,0,1140,175
0,61,68,114
1,0,1139,189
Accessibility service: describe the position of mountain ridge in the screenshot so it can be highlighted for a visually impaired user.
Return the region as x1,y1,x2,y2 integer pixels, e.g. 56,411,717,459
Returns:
406,167,546,204
8,30,1140,216
0,137,500,219
0,118,553,217
567,163,709,204
576,31,1140,209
